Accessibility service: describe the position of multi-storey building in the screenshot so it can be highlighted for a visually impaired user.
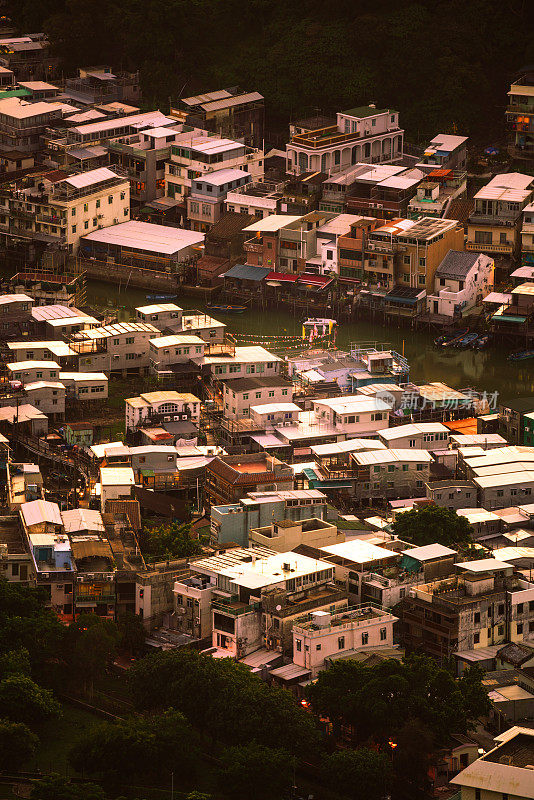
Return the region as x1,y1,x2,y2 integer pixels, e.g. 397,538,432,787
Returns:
148,334,205,374
467,173,534,269
520,202,534,268
221,376,293,419
407,170,467,219
175,548,338,657
506,67,534,164
0,96,64,152
451,726,534,800
400,558,534,659
125,390,201,432
108,125,183,206
165,135,263,202
206,453,294,506
0,166,130,253
312,394,392,437
292,606,398,678
287,105,403,176
379,422,450,450
19,500,75,619
186,168,251,231
415,134,468,174
225,180,283,219
427,250,494,317
175,88,265,148
210,489,328,547
70,321,161,376
351,448,433,501
0,293,34,339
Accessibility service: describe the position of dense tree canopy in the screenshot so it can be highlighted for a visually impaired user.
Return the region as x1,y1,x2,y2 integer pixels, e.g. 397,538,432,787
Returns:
128,648,319,756
0,719,39,771
30,776,107,800
217,744,295,800
0,675,61,723
139,521,203,562
391,505,473,549
70,710,199,781
307,655,490,746
6,0,534,143
323,748,392,800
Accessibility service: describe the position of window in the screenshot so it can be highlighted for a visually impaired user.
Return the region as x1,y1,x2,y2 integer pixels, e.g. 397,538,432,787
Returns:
255,392,261,399
316,644,321,651
474,612,480,624
498,604,505,615
474,633,480,644
71,225,76,233
126,337,134,344
517,603,524,614
361,632,369,645
296,639,302,652
84,220,89,229
282,389,288,396
517,623,523,634
380,627,387,641
338,636,345,650
108,195,113,204
124,207,128,216
83,203,88,212
96,199,100,209
500,232,507,244
92,217,97,226
71,208,76,216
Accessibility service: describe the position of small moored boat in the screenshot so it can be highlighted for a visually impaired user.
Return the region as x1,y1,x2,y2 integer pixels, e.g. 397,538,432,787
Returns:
207,304,247,314
508,349,534,362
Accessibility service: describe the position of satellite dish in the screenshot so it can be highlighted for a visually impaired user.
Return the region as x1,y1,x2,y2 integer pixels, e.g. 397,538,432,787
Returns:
275,604,282,611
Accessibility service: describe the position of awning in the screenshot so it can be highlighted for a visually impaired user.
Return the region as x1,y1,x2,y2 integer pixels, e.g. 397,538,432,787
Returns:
147,196,182,210
70,540,113,560
298,274,334,288
223,264,270,281
492,314,527,323
266,271,298,283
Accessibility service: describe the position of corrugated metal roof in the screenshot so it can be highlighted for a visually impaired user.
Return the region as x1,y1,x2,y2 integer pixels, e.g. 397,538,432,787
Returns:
21,499,62,527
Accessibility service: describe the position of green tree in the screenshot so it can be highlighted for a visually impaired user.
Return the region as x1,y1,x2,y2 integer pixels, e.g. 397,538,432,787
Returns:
64,614,119,695
30,775,107,800
0,647,31,680
323,748,392,800
69,710,199,781
392,719,435,800
391,505,472,548
140,521,203,561
307,654,487,747
218,743,295,800
0,675,61,723
128,648,319,756
116,612,146,656
0,718,39,770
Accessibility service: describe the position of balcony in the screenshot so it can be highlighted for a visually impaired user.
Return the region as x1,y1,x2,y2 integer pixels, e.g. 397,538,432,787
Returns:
76,593,115,604
291,125,400,150
212,598,261,616
466,241,514,254
36,213,66,226
506,104,534,114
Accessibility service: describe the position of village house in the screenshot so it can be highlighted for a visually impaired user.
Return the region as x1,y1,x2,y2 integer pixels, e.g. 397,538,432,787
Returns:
187,168,251,231
23,381,66,418
351,448,433,501
19,499,75,619
379,422,450,450
6,360,61,386
210,488,328,546
70,322,161,376
427,250,494,317
206,453,294,506
312,394,392,437
148,334,205,374
221,376,293,419
292,606,398,678
125,391,201,431
286,105,404,176
58,372,108,401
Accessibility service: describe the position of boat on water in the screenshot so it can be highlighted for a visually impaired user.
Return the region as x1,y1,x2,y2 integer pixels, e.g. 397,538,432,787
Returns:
472,335,490,350
145,293,177,301
455,332,478,349
434,332,456,347
207,304,247,314
508,349,534,362
439,329,468,348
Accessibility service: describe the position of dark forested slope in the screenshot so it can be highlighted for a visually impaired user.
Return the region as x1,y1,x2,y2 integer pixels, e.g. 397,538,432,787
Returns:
8,0,534,143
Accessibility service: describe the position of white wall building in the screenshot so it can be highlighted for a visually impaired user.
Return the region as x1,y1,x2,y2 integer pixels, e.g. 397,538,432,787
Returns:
287,105,403,176
312,395,392,436
58,372,108,400
125,391,201,431
71,322,161,375
148,334,205,373
379,422,450,450
292,606,398,677
221,376,293,419
427,251,494,317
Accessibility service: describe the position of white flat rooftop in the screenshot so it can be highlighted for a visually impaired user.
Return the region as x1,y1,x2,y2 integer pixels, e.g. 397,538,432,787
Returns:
61,167,121,189
83,221,204,255
243,215,302,232
198,168,250,186
320,540,398,563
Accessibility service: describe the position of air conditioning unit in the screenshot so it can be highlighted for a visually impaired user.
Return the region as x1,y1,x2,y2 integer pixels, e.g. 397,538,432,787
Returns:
181,414,188,420
97,214,104,219
113,218,119,223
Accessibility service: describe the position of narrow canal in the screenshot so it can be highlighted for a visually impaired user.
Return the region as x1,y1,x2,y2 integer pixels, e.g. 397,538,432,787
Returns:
86,280,534,406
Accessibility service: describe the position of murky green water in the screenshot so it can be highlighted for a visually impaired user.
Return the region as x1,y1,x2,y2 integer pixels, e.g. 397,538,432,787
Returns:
85,280,534,406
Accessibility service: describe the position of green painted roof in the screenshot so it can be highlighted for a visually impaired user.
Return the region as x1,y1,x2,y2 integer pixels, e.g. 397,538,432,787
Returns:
0,88,32,98
343,106,391,118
